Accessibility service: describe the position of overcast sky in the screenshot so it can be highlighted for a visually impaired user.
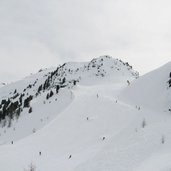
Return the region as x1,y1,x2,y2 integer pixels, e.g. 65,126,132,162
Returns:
0,0,171,83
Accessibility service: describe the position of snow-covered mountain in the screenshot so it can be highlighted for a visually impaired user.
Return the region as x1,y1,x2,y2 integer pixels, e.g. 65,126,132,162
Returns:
0,56,138,143
0,56,170,171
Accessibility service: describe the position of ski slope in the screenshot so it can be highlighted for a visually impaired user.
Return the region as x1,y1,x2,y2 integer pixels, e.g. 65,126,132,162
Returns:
0,57,171,171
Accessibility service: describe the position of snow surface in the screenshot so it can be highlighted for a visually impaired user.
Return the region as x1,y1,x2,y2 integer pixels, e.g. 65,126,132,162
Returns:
0,56,170,171
0,83,6,89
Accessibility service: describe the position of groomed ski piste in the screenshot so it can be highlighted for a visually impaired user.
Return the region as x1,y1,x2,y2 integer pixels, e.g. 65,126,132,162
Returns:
0,56,171,171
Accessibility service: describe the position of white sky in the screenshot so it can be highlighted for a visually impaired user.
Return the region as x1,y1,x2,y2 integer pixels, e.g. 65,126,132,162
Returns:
0,0,171,82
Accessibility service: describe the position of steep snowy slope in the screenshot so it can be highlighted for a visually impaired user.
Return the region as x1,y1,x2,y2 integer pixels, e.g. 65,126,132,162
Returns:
120,62,171,111
74,62,171,171
0,83,137,171
1,56,171,171
0,67,73,143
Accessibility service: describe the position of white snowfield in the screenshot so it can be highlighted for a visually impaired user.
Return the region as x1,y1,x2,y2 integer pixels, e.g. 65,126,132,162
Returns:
0,56,170,171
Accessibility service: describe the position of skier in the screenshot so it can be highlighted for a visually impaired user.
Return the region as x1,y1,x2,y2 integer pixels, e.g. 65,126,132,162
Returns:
127,80,130,86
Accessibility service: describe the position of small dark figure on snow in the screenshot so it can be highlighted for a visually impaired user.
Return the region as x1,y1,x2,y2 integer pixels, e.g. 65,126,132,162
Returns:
68,155,72,159
127,80,130,86
39,151,41,156
97,94,99,98
11,141,13,144
102,137,105,141
86,117,89,121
